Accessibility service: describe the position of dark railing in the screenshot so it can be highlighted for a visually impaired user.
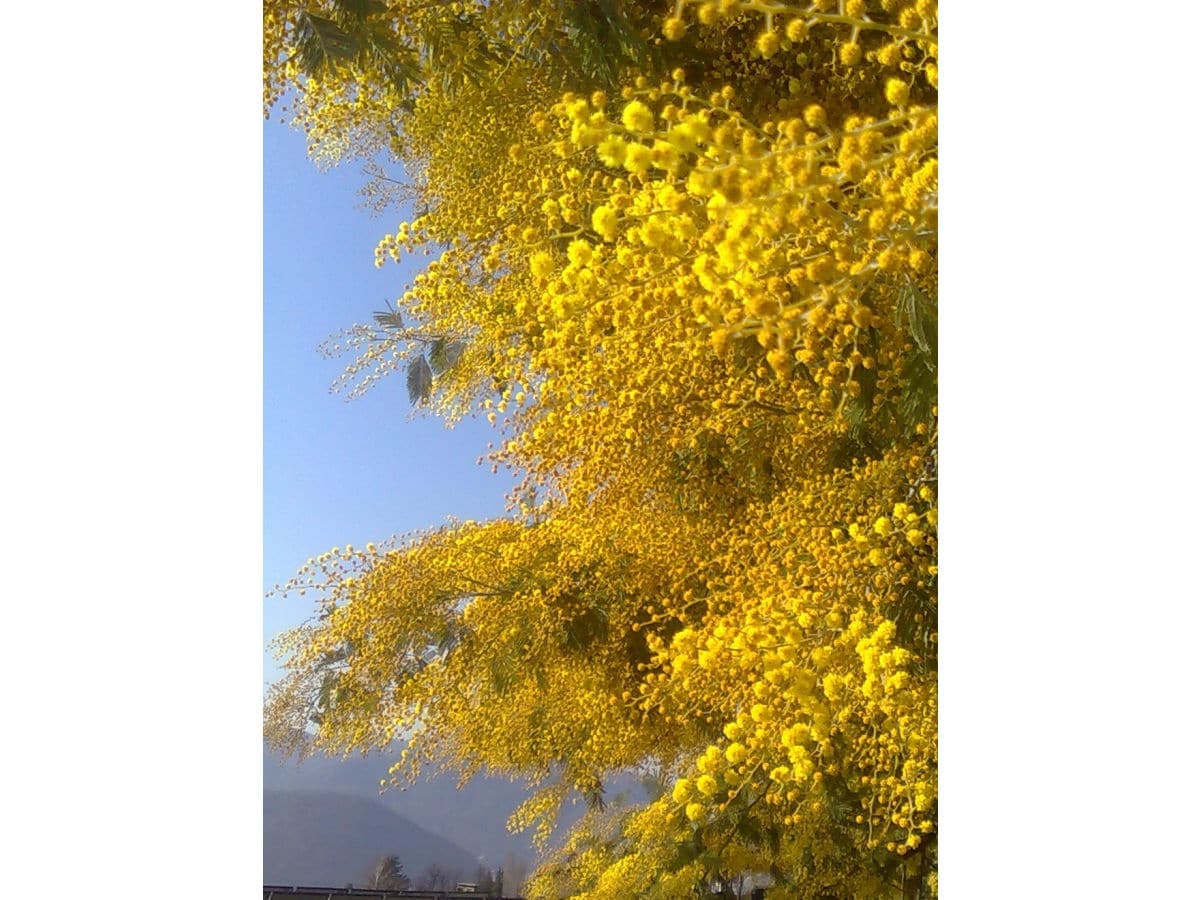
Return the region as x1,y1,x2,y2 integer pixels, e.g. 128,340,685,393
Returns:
264,888,522,900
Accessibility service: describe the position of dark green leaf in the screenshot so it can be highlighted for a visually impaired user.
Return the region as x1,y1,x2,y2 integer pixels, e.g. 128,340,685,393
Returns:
489,655,516,694
406,355,433,405
563,606,608,651
899,281,937,360
295,12,358,76
429,338,466,375
563,0,652,86
898,350,937,434
667,834,702,870
330,0,386,22
374,308,405,329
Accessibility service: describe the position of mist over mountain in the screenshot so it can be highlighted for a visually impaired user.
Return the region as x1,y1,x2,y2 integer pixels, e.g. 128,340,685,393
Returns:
265,743,541,869
264,789,479,886
264,742,650,880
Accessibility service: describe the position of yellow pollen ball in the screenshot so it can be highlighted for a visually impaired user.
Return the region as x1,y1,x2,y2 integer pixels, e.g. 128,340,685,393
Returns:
623,142,652,175
756,31,781,58
885,78,910,106
592,205,619,241
621,100,655,134
786,19,808,42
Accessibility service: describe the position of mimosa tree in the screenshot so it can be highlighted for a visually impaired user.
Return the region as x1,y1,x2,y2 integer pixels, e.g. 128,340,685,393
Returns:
265,1,938,896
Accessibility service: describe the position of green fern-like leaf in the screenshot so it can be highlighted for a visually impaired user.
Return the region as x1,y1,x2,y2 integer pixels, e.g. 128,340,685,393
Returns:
294,12,358,76
428,338,466,375
406,355,433,405
898,281,937,360
373,306,404,329
563,0,651,86
898,352,936,432
890,281,937,434
328,0,386,22
563,606,608,651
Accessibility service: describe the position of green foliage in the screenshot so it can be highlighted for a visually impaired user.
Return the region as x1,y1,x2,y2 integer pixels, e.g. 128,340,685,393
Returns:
561,0,654,87
292,0,421,93
406,355,433,405
897,282,938,435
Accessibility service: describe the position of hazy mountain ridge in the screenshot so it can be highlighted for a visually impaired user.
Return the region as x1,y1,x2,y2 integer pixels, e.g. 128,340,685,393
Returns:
265,743,542,868
264,789,481,886
264,742,650,877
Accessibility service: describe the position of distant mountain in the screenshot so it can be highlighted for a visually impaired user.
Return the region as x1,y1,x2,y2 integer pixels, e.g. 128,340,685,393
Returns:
264,743,648,872
265,744,540,869
264,789,480,887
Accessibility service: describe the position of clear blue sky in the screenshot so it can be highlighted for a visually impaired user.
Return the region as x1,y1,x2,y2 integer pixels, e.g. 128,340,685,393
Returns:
263,119,511,687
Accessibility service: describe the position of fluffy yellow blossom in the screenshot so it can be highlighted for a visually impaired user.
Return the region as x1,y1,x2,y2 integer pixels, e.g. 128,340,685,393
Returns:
663,17,687,40
885,78,911,106
591,205,619,241
803,103,827,128
621,99,655,133
530,251,555,279
756,30,781,58
567,239,594,267
622,142,652,175
596,134,628,168
672,778,693,803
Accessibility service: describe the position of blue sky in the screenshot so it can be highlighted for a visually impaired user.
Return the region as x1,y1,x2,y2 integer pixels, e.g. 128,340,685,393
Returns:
263,119,511,687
